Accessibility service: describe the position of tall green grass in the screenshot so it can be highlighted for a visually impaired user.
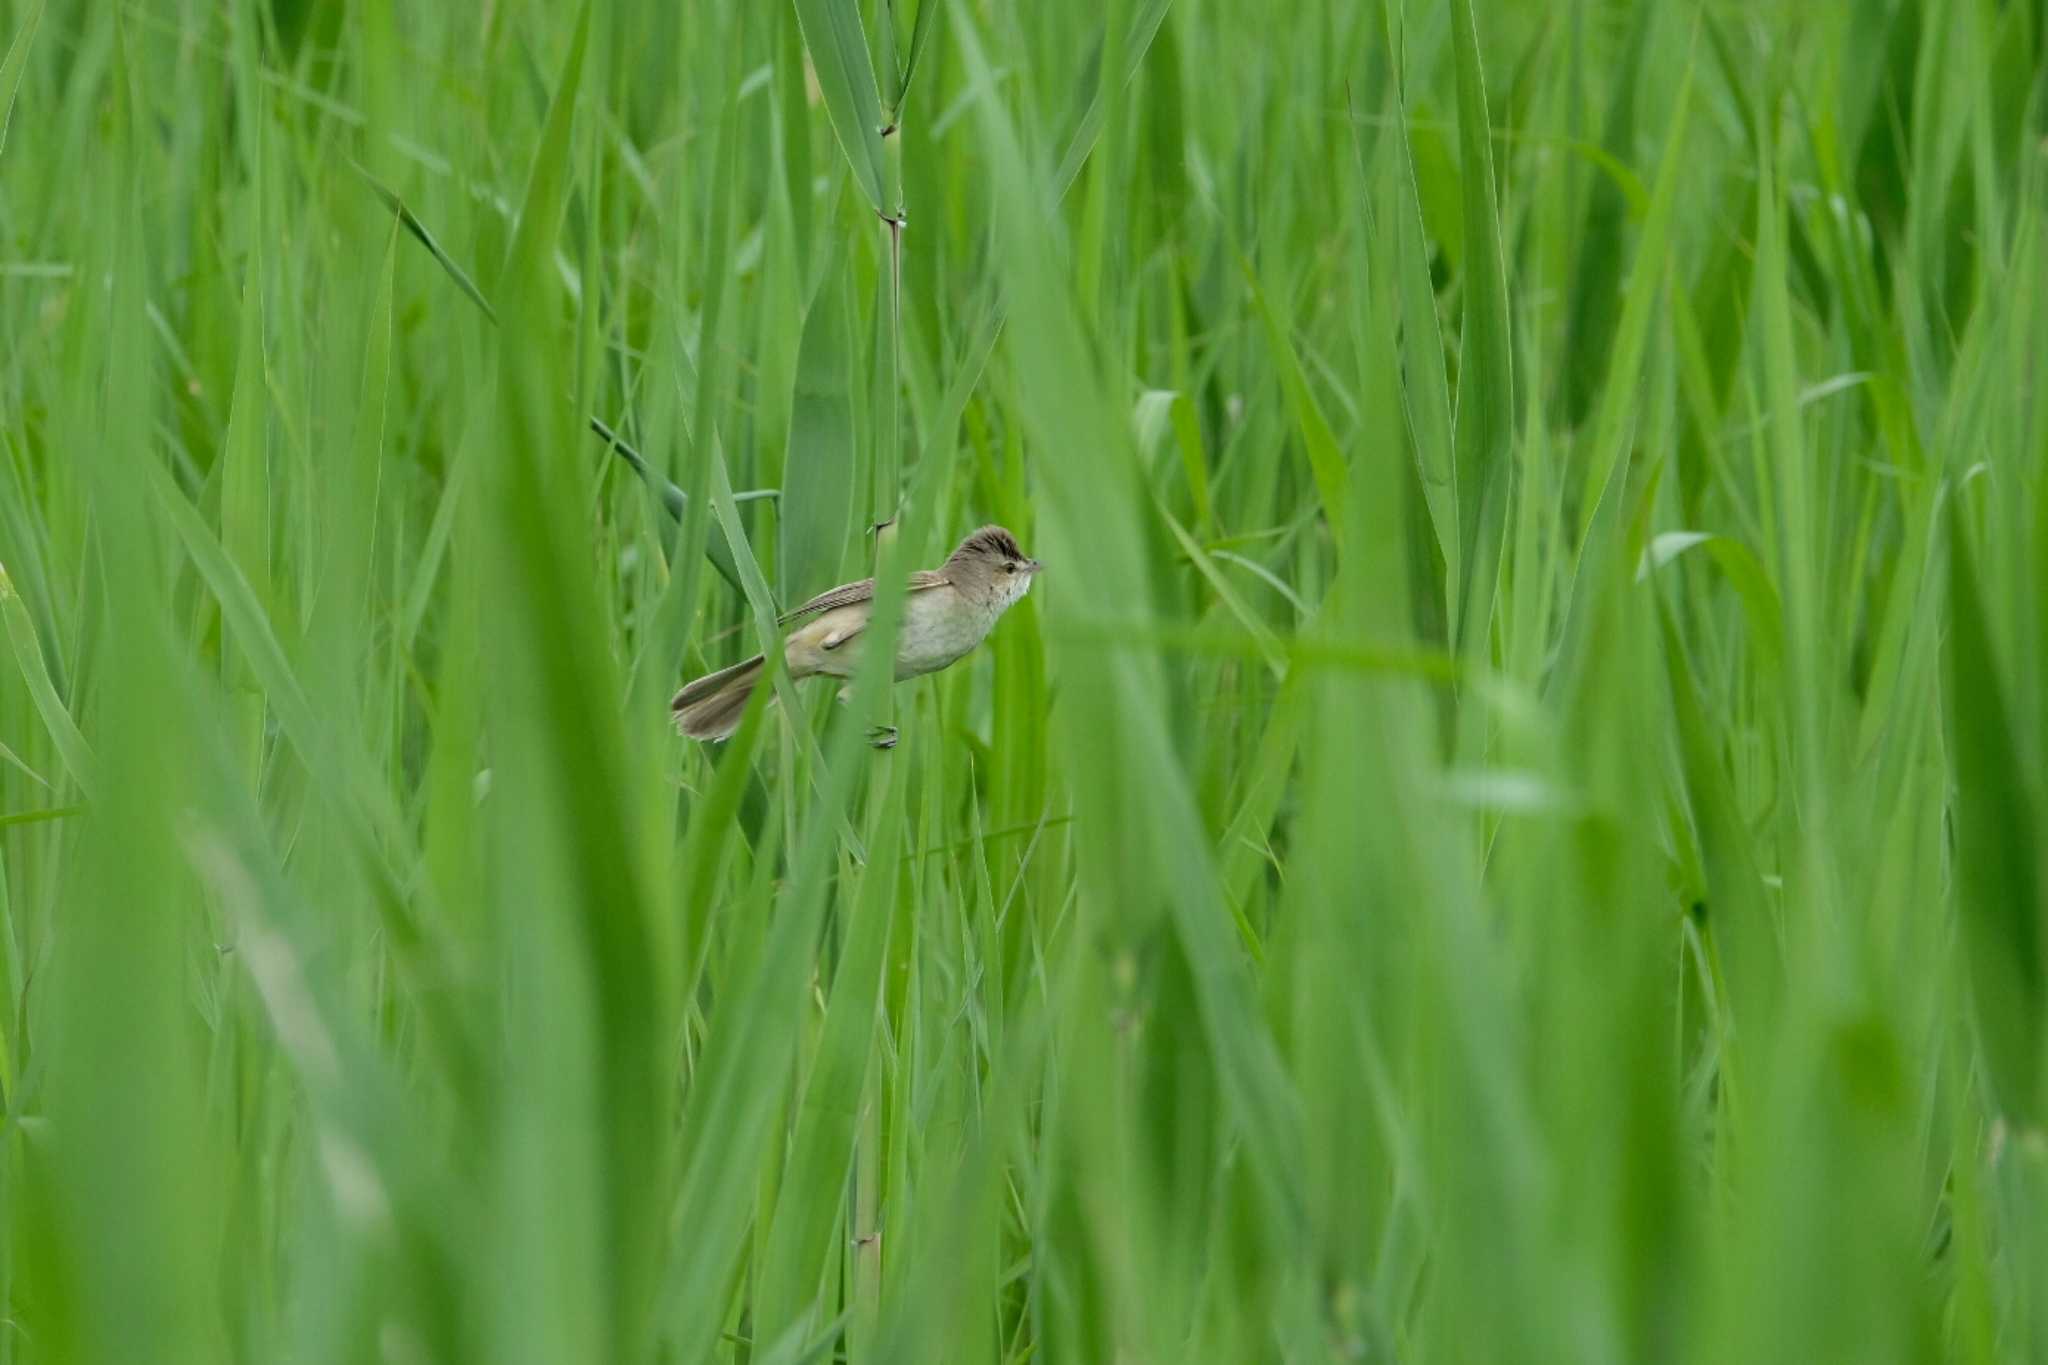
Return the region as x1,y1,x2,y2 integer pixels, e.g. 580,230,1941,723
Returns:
2,0,2045,1359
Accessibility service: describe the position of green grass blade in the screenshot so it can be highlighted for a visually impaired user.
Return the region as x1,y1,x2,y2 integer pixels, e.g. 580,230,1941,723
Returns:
1156,500,1285,677
753,767,904,1338
893,0,942,115
350,160,499,325
674,683,775,1001
1558,3,1652,427
0,735,49,788
218,199,271,783
1945,497,2046,1126
1048,0,1174,207
0,564,91,797
1242,258,1350,554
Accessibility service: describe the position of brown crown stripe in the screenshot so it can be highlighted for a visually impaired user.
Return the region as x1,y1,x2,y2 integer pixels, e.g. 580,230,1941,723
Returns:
963,527,1024,560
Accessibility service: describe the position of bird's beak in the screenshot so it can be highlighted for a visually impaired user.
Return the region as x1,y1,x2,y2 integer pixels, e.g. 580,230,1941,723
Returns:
1026,558,1044,576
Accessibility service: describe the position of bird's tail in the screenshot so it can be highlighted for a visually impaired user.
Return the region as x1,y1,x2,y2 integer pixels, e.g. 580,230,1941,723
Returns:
671,654,766,741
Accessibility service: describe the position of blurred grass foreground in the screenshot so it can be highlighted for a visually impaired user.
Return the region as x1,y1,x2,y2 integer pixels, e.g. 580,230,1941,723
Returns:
3,0,2048,1360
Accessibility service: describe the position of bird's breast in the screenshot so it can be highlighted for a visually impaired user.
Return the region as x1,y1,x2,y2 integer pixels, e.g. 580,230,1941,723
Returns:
894,588,993,678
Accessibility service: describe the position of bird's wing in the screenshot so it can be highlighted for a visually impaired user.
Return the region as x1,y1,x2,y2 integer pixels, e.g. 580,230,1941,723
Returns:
779,570,949,626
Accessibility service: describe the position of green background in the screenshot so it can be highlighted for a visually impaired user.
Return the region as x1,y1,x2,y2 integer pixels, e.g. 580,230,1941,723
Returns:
1,0,2046,1359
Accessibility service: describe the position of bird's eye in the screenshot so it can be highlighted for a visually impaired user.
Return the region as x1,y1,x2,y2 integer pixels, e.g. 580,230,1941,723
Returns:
1002,562,1015,573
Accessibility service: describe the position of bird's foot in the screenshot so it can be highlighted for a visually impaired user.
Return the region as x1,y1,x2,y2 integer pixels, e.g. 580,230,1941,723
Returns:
865,725,899,750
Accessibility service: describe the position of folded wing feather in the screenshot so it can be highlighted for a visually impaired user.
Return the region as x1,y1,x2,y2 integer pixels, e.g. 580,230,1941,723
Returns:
779,569,951,625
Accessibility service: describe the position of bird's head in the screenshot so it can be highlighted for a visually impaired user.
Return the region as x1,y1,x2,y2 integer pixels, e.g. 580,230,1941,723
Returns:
946,525,1042,607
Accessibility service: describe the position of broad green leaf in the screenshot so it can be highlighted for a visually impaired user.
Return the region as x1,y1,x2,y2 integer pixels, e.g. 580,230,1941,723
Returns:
779,263,859,602
791,0,888,213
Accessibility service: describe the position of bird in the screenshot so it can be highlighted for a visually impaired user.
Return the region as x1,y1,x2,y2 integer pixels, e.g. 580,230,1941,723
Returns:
672,525,1041,743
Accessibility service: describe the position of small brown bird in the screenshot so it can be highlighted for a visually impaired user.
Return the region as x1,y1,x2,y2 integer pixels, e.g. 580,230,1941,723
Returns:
672,525,1041,742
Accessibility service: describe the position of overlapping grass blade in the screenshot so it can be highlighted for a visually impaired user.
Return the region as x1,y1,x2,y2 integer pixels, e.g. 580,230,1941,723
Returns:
0,565,91,797
1446,0,1513,656
348,162,734,588
0,0,43,163
752,763,904,1339
1576,62,1693,539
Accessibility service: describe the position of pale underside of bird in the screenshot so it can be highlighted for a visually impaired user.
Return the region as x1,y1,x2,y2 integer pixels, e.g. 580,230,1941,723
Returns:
672,525,1040,742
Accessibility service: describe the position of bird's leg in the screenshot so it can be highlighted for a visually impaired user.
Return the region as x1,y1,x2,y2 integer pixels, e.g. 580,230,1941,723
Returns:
834,686,897,748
